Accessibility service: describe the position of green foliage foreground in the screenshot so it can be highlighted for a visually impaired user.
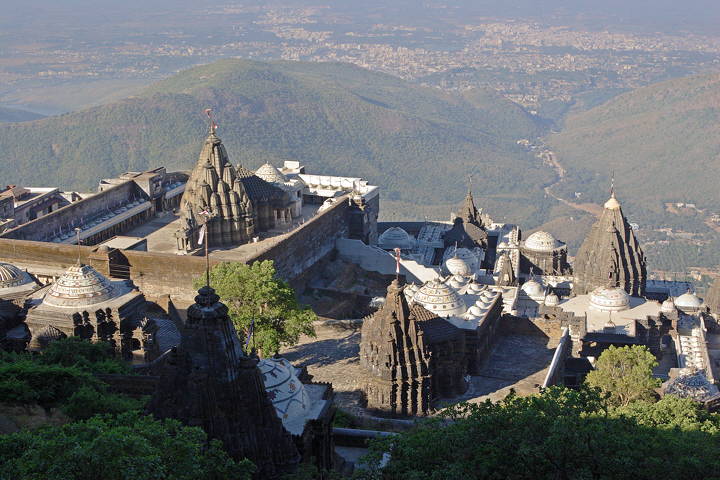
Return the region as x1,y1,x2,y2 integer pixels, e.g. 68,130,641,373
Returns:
195,260,316,356
0,412,254,480
585,345,660,406
360,388,720,480
0,338,142,419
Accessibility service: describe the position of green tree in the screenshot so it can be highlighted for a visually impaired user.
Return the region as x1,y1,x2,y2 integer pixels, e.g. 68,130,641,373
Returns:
195,260,316,356
0,412,255,480
585,345,660,406
360,387,720,479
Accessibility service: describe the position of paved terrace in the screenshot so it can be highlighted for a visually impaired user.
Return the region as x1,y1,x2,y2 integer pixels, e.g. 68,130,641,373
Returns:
123,204,322,258
281,321,559,416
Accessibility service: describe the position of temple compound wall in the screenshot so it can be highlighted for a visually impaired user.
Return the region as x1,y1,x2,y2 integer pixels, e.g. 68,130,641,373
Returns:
0,194,362,303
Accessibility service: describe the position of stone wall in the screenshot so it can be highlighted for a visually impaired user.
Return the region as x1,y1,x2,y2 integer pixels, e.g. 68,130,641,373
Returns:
1,181,147,242
0,193,359,304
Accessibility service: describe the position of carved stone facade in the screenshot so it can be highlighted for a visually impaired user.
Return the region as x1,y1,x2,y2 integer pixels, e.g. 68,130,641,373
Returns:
175,130,257,251
573,192,646,296
147,285,300,479
359,280,466,416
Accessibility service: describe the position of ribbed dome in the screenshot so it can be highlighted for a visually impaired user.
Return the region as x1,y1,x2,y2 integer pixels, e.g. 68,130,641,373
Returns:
0,262,31,289
378,227,414,249
588,286,630,312
521,279,545,298
445,255,471,276
255,163,288,184
675,291,703,310
524,231,562,252
258,357,311,435
412,279,466,317
44,264,115,308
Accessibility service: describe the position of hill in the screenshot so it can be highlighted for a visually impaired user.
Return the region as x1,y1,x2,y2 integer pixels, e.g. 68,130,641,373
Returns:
0,106,44,123
547,72,720,221
0,59,551,223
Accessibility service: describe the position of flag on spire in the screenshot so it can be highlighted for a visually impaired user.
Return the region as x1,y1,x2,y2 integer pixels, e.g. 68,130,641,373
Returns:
394,247,401,280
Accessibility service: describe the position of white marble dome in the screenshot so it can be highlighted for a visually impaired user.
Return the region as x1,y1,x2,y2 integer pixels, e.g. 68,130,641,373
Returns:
661,297,676,314
524,231,562,252
43,264,116,308
258,357,311,436
521,278,546,299
0,262,32,289
445,255,471,276
378,227,414,250
675,291,703,310
443,247,479,273
544,292,560,307
588,286,630,312
413,279,466,317
255,163,288,184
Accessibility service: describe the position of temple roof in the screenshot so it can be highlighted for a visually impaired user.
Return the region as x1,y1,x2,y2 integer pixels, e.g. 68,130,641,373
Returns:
255,163,288,184
44,264,118,308
573,191,646,296
0,263,29,288
523,231,563,252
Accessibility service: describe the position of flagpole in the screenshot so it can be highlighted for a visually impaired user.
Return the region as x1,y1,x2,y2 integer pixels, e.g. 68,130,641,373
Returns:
205,233,210,288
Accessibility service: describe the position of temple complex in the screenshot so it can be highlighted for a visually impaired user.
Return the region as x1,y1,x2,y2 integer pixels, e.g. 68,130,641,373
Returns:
572,192,647,296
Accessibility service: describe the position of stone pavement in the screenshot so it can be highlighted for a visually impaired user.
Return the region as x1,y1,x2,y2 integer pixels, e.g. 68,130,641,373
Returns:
282,323,559,414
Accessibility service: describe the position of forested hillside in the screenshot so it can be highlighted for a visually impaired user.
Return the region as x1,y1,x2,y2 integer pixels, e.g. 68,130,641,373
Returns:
0,106,44,123
548,72,720,218
0,59,551,222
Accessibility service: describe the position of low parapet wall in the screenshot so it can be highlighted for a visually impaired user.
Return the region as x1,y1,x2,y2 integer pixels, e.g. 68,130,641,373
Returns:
0,194,357,303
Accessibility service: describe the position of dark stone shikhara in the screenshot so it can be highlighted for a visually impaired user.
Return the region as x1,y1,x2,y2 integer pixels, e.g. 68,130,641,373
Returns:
443,190,490,251
572,192,647,296
175,129,294,252
359,280,466,416
147,285,300,478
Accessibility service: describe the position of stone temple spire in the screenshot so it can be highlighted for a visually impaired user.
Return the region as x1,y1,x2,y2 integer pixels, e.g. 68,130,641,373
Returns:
147,286,299,478
359,279,432,416
573,190,646,297
460,188,482,228
175,127,256,251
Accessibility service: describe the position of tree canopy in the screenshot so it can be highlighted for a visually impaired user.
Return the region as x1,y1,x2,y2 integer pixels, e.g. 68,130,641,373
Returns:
359,387,720,480
0,412,254,480
585,345,660,406
194,260,316,356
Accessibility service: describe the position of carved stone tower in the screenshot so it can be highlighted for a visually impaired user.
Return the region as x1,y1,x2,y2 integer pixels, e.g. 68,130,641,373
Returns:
359,280,433,416
573,192,646,297
175,129,256,251
147,285,299,478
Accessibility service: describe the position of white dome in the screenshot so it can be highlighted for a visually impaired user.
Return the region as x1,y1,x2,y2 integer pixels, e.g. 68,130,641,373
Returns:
255,163,288,183
589,286,630,312
413,279,466,317
44,264,116,308
675,291,703,310
521,279,545,299
378,227,414,250
258,357,312,436
0,262,32,289
544,293,560,306
469,305,483,316
524,231,562,252
445,256,471,276
661,297,676,313
442,247,480,273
